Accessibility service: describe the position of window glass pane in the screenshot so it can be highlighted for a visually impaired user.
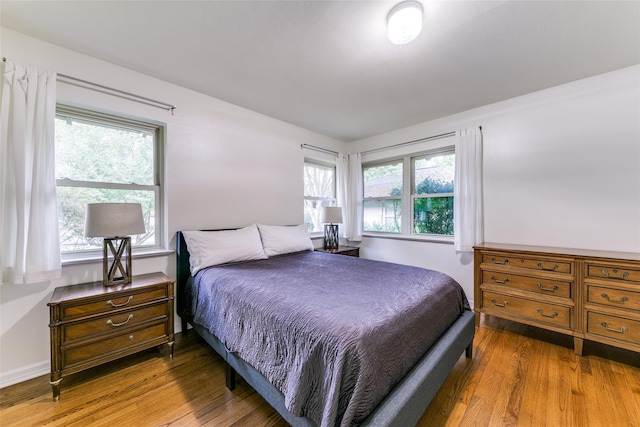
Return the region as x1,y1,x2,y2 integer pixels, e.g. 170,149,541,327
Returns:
55,116,154,185
304,162,335,198
414,153,454,195
364,161,403,197
363,199,402,232
304,199,335,232
57,186,156,252
413,196,454,235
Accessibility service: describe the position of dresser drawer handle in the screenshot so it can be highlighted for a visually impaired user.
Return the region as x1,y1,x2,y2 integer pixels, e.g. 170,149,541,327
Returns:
490,298,508,308
537,262,558,271
490,276,509,284
107,296,133,308
601,269,629,280
107,314,134,327
600,293,629,304
536,308,558,318
537,283,559,292
600,322,628,334
491,258,508,265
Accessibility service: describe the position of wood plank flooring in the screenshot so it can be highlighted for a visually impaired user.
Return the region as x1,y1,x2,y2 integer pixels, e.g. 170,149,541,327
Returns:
1,315,638,426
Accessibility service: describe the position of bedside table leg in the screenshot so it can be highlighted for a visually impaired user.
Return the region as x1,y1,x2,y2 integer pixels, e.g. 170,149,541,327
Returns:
168,341,174,358
574,337,584,356
50,376,62,401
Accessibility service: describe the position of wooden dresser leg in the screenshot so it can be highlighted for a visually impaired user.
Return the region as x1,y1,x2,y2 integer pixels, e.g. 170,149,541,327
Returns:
50,375,62,401
574,337,584,356
168,341,175,358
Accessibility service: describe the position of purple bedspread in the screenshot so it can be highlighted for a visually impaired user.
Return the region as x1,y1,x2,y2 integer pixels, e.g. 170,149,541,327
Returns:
189,251,470,427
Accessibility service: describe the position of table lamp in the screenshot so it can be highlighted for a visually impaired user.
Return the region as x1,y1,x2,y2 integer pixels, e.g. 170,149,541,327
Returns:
320,206,343,251
84,203,145,286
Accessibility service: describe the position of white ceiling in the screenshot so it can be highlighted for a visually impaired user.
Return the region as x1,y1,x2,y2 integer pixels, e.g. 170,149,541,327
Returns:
2,1,639,141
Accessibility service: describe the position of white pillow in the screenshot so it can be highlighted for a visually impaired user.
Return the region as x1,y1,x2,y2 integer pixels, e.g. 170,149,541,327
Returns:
182,224,267,275
257,224,314,257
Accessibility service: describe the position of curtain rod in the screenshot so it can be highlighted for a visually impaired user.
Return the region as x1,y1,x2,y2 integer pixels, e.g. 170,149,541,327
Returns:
2,57,177,115
361,131,457,155
300,144,339,156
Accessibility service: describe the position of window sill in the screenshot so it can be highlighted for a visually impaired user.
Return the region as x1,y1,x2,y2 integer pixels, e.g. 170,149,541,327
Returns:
362,232,454,245
61,248,175,266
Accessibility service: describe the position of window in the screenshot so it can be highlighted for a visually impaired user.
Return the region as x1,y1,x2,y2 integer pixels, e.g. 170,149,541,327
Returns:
55,105,164,255
363,160,403,232
412,151,455,235
363,148,455,237
304,160,336,232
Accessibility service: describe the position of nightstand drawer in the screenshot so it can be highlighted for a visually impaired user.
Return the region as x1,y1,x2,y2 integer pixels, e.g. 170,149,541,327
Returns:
482,291,571,329
63,303,168,342
482,253,573,274
63,323,167,368
586,312,640,345
482,271,571,298
62,288,168,319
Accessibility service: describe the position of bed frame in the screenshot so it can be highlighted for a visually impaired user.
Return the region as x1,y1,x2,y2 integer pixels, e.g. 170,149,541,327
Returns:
176,231,475,426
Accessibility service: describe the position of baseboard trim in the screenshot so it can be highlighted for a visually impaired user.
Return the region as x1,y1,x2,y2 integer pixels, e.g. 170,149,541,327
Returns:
0,360,49,389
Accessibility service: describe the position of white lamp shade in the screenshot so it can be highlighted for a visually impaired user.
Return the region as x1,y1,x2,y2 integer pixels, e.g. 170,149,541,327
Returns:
320,206,343,224
387,1,423,45
84,203,146,238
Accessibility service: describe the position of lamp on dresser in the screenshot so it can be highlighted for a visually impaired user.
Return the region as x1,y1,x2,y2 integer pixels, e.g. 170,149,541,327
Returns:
84,203,145,286
320,206,343,251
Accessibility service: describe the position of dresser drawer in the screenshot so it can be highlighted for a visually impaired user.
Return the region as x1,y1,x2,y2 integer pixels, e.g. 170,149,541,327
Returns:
63,323,167,368
482,271,571,298
482,253,573,274
482,291,571,329
586,312,640,345
62,288,168,319
587,285,640,312
63,303,168,342
586,264,640,283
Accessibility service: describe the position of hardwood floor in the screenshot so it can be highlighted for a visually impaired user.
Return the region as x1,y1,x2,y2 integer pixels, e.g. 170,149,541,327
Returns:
1,315,638,426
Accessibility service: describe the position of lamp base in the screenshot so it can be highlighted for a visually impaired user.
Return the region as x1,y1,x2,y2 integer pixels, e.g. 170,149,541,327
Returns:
102,237,133,286
323,224,339,251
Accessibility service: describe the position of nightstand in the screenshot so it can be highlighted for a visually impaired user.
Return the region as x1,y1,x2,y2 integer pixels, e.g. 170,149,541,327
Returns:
316,246,360,257
48,272,174,400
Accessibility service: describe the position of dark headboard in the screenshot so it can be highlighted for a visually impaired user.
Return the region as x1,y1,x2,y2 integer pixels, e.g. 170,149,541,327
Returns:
175,231,191,318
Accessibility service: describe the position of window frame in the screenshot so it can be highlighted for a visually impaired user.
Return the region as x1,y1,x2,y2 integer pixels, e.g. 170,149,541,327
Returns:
55,104,166,261
303,158,337,234
363,146,455,241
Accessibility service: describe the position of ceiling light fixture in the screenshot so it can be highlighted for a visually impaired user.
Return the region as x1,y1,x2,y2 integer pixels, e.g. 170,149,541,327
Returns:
387,1,424,45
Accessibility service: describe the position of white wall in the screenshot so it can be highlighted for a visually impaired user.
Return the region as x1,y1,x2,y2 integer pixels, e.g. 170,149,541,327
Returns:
0,28,344,387
351,64,640,308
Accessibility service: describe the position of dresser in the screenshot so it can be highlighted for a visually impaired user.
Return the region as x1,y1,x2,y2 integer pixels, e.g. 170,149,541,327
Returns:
48,272,174,400
474,243,640,355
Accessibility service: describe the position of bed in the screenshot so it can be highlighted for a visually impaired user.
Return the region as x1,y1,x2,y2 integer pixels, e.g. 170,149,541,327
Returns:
176,225,475,427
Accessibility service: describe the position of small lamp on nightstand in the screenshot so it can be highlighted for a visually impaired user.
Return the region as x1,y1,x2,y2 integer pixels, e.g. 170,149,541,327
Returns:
84,203,146,286
320,206,343,251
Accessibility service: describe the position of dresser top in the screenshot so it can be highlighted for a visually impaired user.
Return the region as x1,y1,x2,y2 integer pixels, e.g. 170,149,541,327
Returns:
475,242,640,262
48,272,173,305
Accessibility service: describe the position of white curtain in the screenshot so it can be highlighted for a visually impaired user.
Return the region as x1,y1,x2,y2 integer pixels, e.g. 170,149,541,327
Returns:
1,60,61,285
454,127,484,252
336,153,363,242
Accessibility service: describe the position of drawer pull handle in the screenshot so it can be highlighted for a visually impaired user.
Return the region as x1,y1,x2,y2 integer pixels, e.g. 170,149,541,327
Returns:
490,298,508,307
537,262,558,271
491,258,508,265
536,308,558,318
601,269,629,280
107,314,133,327
490,276,509,284
600,322,628,334
107,296,133,308
537,283,559,292
600,293,629,304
